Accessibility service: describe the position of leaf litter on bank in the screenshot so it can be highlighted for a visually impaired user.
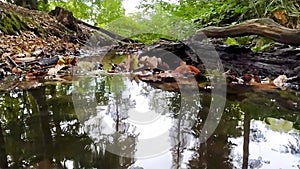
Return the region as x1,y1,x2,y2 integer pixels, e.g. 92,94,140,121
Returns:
0,30,80,90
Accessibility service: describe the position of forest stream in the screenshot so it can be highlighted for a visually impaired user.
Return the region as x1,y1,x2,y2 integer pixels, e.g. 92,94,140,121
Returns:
0,67,299,168
1,1,300,169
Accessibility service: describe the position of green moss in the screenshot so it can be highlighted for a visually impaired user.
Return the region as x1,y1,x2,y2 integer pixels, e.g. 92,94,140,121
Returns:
0,10,48,37
0,13,15,34
19,14,45,37
0,11,29,34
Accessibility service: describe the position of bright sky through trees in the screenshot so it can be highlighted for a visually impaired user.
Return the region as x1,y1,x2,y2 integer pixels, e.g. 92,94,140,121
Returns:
122,0,178,14
122,0,141,14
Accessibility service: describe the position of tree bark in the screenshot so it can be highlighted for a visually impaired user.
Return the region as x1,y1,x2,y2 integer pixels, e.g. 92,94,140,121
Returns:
14,0,37,10
194,18,300,46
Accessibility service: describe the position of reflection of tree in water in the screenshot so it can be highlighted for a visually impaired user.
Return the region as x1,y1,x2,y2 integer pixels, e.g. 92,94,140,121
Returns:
221,88,300,169
168,92,201,169
282,133,300,155
2,76,298,168
75,75,139,167
169,118,189,169
0,90,41,168
250,129,266,142
0,81,136,168
0,116,8,169
101,75,138,166
186,94,241,169
133,79,177,116
106,75,132,133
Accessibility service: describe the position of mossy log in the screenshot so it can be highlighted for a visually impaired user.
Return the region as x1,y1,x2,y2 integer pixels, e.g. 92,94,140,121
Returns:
194,18,300,46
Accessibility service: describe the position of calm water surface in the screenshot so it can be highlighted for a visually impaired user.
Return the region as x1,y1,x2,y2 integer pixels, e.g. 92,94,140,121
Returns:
0,74,299,169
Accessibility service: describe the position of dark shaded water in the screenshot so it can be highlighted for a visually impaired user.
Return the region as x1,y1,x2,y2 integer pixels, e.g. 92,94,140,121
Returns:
0,74,299,169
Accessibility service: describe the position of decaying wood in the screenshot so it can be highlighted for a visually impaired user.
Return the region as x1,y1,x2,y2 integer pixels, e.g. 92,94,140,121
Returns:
139,39,300,90
48,6,130,43
49,7,81,33
194,18,300,46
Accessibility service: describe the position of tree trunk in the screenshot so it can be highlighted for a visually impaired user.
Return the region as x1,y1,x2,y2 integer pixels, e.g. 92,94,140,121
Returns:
14,0,37,10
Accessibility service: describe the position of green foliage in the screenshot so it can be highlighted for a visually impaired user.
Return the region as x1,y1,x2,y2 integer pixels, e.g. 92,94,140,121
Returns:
140,0,300,27
266,117,294,132
104,15,148,40
225,36,274,52
47,0,125,25
93,0,125,26
104,11,197,44
6,0,124,26
251,37,274,52
6,0,300,45
247,0,300,18
225,37,239,46
137,0,300,46
234,36,253,45
225,36,253,47
131,33,176,45
48,0,94,20
37,0,49,11
140,0,246,27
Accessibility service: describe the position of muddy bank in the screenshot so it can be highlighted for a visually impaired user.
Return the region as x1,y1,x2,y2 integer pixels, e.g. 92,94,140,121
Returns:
137,39,300,90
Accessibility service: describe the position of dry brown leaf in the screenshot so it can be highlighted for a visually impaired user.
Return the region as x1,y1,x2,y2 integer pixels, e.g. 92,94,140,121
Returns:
12,67,23,74
273,9,288,25
249,78,277,90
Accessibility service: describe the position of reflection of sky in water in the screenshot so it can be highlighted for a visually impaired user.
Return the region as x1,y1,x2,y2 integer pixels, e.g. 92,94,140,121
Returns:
230,120,300,169
133,132,196,169
84,77,175,138
75,75,300,169
123,80,173,139
82,76,196,168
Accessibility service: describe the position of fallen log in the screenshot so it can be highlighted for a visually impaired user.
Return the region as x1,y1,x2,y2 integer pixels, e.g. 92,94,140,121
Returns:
193,18,300,46
139,39,300,90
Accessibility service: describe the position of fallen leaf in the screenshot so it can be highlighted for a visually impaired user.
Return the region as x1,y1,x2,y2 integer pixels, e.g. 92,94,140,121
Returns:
47,64,65,76
273,9,288,25
273,75,288,90
32,49,43,56
174,61,200,75
12,67,23,74
2,52,12,58
15,57,36,63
